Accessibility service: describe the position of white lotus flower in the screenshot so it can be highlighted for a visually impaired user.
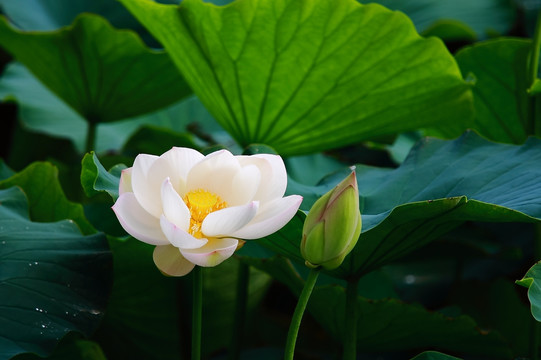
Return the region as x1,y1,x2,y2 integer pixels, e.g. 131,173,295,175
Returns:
112,147,302,276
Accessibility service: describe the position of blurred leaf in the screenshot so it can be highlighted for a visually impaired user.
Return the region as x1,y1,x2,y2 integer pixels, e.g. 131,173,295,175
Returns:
241,255,511,357
285,154,346,186
0,187,111,360
0,14,191,123
0,0,179,47
122,125,198,157
12,334,107,360
0,159,14,180
0,162,94,234
455,38,536,143
269,132,541,279
92,238,182,360
0,62,87,152
202,258,271,355
80,152,125,202
120,0,472,155
421,19,476,42
0,63,223,154
410,351,461,360
94,238,271,359
517,261,541,321
361,0,515,40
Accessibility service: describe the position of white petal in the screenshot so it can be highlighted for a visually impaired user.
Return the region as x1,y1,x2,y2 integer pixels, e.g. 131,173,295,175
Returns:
229,195,303,239
112,193,168,245
227,165,261,206
161,177,190,230
119,168,132,195
237,154,287,202
131,153,161,217
201,201,259,237
153,245,195,276
185,150,241,203
160,215,208,249
180,238,238,267
132,148,204,218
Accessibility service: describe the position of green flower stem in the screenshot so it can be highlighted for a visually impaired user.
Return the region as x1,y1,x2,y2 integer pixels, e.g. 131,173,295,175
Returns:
343,278,359,360
85,122,97,153
284,267,320,360
228,261,250,360
528,10,541,135
192,266,203,360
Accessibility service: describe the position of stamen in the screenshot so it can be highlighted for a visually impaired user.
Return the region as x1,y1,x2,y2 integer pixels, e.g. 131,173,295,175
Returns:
183,189,227,238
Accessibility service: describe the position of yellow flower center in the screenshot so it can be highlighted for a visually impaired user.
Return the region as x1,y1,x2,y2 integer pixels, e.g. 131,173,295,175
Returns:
183,189,227,238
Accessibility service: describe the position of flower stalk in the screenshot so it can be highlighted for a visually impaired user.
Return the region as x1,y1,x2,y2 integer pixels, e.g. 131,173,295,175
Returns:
343,278,359,360
228,261,250,360
284,267,321,360
192,266,202,360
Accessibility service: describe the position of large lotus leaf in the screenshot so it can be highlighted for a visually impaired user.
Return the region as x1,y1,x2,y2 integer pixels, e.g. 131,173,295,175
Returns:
240,255,511,357
360,0,515,40
119,0,472,156
0,187,111,360
0,63,224,153
455,38,537,144
259,131,541,279
0,162,94,235
0,62,87,152
0,0,179,47
0,14,191,123
517,261,541,321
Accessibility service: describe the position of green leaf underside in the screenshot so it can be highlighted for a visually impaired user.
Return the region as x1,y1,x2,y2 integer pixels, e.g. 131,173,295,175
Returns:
0,162,94,235
264,131,541,278
0,14,191,123
517,261,541,321
80,152,125,201
119,0,472,155
240,255,510,357
0,187,111,359
456,38,533,143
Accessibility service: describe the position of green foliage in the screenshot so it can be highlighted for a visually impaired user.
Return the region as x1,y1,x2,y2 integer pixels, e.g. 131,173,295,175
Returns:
1,0,539,358
119,0,473,155
456,38,536,143
240,254,511,357
0,14,191,123
362,0,516,40
264,132,541,278
80,152,125,201
517,261,541,321
0,187,111,360
0,162,94,234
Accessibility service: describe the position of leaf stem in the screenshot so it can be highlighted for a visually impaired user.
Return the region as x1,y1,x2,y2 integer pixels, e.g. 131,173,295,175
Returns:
85,122,97,154
343,278,359,360
528,10,541,135
530,11,541,87
228,261,250,360
192,266,202,360
284,267,320,360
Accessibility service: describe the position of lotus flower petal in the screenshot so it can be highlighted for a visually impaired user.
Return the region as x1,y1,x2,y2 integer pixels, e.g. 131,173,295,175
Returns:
202,201,259,237
153,244,195,276
112,192,168,245
161,177,190,230
229,195,303,239
181,238,238,267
